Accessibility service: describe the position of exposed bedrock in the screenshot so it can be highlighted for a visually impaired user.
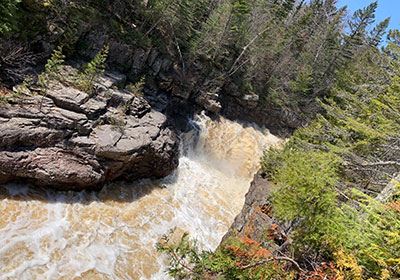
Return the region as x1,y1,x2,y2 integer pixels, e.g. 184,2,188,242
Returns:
221,171,288,248
0,72,179,190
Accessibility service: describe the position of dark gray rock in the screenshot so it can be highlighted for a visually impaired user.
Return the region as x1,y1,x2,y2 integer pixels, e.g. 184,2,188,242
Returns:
239,93,259,109
151,58,163,75
377,173,400,202
147,48,158,67
171,86,191,100
107,89,134,107
45,106,90,134
131,48,150,75
92,125,125,159
69,136,96,148
0,71,179,190
196,90,222,113
158,72,173,91
0,117,64,148
80,97,108,118
221,171,287,248
128,96,151,118
107,41,133,71
143,88,169,112
0,147,105,190
96,71,127,92
46,83,89,113
78,31,109,59
161,58,172,72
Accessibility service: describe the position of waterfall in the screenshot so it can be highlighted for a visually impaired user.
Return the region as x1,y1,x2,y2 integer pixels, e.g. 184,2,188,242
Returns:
0,113,281,279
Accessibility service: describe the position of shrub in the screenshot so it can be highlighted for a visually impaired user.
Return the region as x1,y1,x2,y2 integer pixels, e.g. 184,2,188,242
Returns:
0,0,21,35
37,46,65,92
76,45,109,93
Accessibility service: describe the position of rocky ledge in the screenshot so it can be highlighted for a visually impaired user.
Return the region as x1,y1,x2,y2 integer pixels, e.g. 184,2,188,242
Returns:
0,72,179,190
222,171,288,248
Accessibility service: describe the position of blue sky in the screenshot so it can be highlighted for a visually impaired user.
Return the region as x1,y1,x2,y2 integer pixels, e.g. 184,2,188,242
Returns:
337,0,400,31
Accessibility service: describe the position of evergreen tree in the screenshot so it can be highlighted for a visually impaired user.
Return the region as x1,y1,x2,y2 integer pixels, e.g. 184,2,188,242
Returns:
0,0,21,35
368,17,390,47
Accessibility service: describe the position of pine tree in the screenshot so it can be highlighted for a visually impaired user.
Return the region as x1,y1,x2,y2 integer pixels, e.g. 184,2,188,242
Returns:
319,1,378,93
368,17,390,47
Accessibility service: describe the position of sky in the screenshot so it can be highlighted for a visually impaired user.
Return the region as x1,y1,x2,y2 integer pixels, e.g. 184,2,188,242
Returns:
337,0,400,31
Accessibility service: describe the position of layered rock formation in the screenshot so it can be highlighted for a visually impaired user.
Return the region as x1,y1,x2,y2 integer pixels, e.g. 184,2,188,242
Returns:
222,171,288,247
0,72,179,190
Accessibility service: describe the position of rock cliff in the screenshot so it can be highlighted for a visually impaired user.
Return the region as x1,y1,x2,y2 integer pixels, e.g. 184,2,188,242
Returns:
222,171,288,248
0,71,179,190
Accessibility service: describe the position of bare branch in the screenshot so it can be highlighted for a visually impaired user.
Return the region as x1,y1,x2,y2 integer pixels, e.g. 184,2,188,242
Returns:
240,256,305,273
228,26,271,74
376,173,400,202
344,161,400,168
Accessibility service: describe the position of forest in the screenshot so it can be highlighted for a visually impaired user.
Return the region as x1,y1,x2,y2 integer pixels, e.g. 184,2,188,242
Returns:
1,0,400,279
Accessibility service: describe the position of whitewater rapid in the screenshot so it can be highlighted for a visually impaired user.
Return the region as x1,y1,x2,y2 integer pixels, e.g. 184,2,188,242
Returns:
0,113,281,279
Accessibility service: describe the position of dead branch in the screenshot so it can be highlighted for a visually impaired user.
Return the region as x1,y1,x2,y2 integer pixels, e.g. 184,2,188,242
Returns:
0,39,43,84
169,23,185,79
344,161,400,168
144,0,175,36
240,256,305,273
376,173,400,202
228,26,271,75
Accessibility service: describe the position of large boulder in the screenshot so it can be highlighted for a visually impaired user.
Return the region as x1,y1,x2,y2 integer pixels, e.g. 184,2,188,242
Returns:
0,72,179,190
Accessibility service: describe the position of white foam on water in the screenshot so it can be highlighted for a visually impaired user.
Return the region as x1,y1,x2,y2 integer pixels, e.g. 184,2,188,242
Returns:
0,114,281,279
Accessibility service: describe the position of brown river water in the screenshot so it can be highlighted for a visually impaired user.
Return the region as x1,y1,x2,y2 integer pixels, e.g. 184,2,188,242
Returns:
0,113,281,279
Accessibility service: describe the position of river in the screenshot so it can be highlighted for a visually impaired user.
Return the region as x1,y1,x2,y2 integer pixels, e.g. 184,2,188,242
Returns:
0,113,280,279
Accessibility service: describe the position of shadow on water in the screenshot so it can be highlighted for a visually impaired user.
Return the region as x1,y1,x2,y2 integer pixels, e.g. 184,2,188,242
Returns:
0,117,199,205
0,168,181,205
0,114,201,205
0,113,276,205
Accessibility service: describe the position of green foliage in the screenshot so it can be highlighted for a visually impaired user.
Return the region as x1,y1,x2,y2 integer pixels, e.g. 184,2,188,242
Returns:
14,76,34,97
32,44,110,98
369,17,390,47
230,0,250,47
0,79,33,105
2,0,387,130
33,44,109,96
156,229,213,279
0,0,21,35
108,114,125,130
0,88,23,105
2,2,399,278
45,46,66,79
332,189,400,279
125,77,145,97
85,46,108,80
76,46,109,93
260,32,400,279
189,0,232,60
266,149,340,250
157,230,296,280
289,66,313,95
36,46,65,93
348,1,377,37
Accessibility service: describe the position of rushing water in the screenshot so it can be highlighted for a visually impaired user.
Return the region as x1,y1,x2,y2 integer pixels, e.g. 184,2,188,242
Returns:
0,113,281,280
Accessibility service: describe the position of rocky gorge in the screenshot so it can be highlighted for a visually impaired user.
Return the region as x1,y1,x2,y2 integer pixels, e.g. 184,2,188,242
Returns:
0,1,338,277
2,1,400,278
0,26,290,189
0,26,286,277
